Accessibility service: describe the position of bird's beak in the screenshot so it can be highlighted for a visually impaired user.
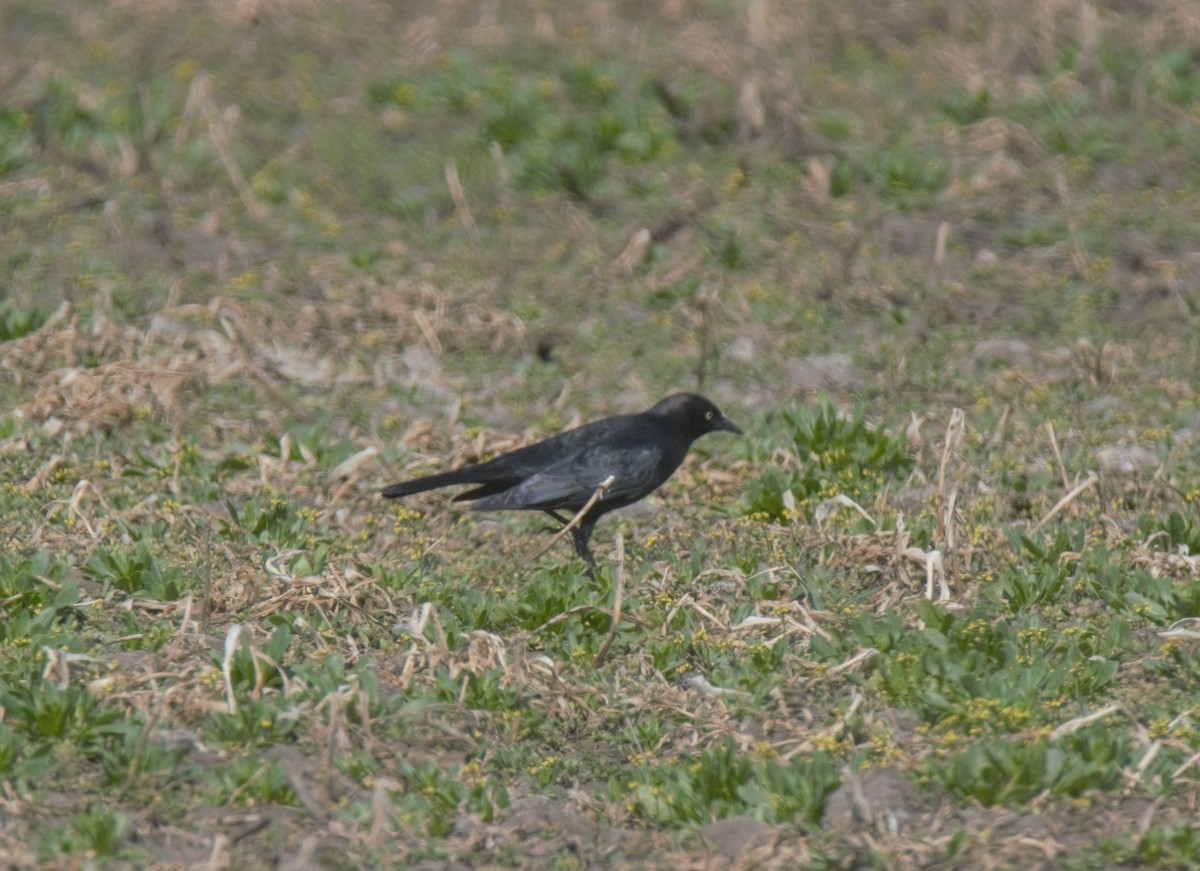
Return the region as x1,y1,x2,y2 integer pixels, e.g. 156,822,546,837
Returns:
715,414,742,435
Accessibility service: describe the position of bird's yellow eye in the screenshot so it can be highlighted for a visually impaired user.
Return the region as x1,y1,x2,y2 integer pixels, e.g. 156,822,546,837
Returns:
705,410,714,420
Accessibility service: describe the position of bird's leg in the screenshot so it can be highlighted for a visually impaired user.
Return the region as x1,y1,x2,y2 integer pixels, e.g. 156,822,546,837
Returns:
570,521,598,581
541,510,598,579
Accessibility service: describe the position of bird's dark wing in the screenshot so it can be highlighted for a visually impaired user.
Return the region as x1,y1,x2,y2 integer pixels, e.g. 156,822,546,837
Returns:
469,440,668,513
382,427,590,499
384,415,649,501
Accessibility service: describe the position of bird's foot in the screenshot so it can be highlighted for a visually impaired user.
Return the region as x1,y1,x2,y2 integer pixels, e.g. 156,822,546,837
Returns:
570,532,598,581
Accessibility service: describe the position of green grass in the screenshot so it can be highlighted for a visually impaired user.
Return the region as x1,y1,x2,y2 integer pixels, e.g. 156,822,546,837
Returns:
3,1,1200,868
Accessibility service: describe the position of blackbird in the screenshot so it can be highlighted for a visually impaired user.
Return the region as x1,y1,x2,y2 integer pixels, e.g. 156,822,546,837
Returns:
382,393,741,569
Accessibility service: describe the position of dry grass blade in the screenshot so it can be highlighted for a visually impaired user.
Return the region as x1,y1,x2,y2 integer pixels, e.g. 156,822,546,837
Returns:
612,227,651,274
330,446,380,501
162,592,194,663
367,777,399,850
529,602,643,637
815,493,875,527
1031,472,1098,533
1047,421,1070,493
22,455,64,493
1056,163,1088,276
192,73,267,221
935,408,965,546
1049,704,1121,741
221,624,252,714
986,403,1011,449
331,446,379,480
902,547,949,601
445,159,479,246
933,220,950,269
204,834,231,871
593,533,625,668
1172,748,1200,781
828,648,879,675
1157,618,1200,640
687,673,750,698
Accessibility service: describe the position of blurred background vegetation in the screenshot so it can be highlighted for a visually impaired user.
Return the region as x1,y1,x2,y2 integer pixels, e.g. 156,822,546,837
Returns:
4,0,1200,867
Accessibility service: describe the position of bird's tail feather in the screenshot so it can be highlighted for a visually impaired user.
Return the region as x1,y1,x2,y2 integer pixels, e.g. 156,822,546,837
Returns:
381,469,476,499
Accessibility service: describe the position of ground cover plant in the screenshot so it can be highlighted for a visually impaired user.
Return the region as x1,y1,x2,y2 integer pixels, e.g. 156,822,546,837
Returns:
2,0,1200,868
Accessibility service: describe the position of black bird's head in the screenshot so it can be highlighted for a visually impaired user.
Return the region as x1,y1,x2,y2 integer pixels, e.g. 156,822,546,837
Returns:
651,393,742,442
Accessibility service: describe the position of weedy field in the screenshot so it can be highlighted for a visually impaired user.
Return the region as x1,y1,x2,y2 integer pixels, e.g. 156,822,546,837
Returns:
2,0,1200,868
